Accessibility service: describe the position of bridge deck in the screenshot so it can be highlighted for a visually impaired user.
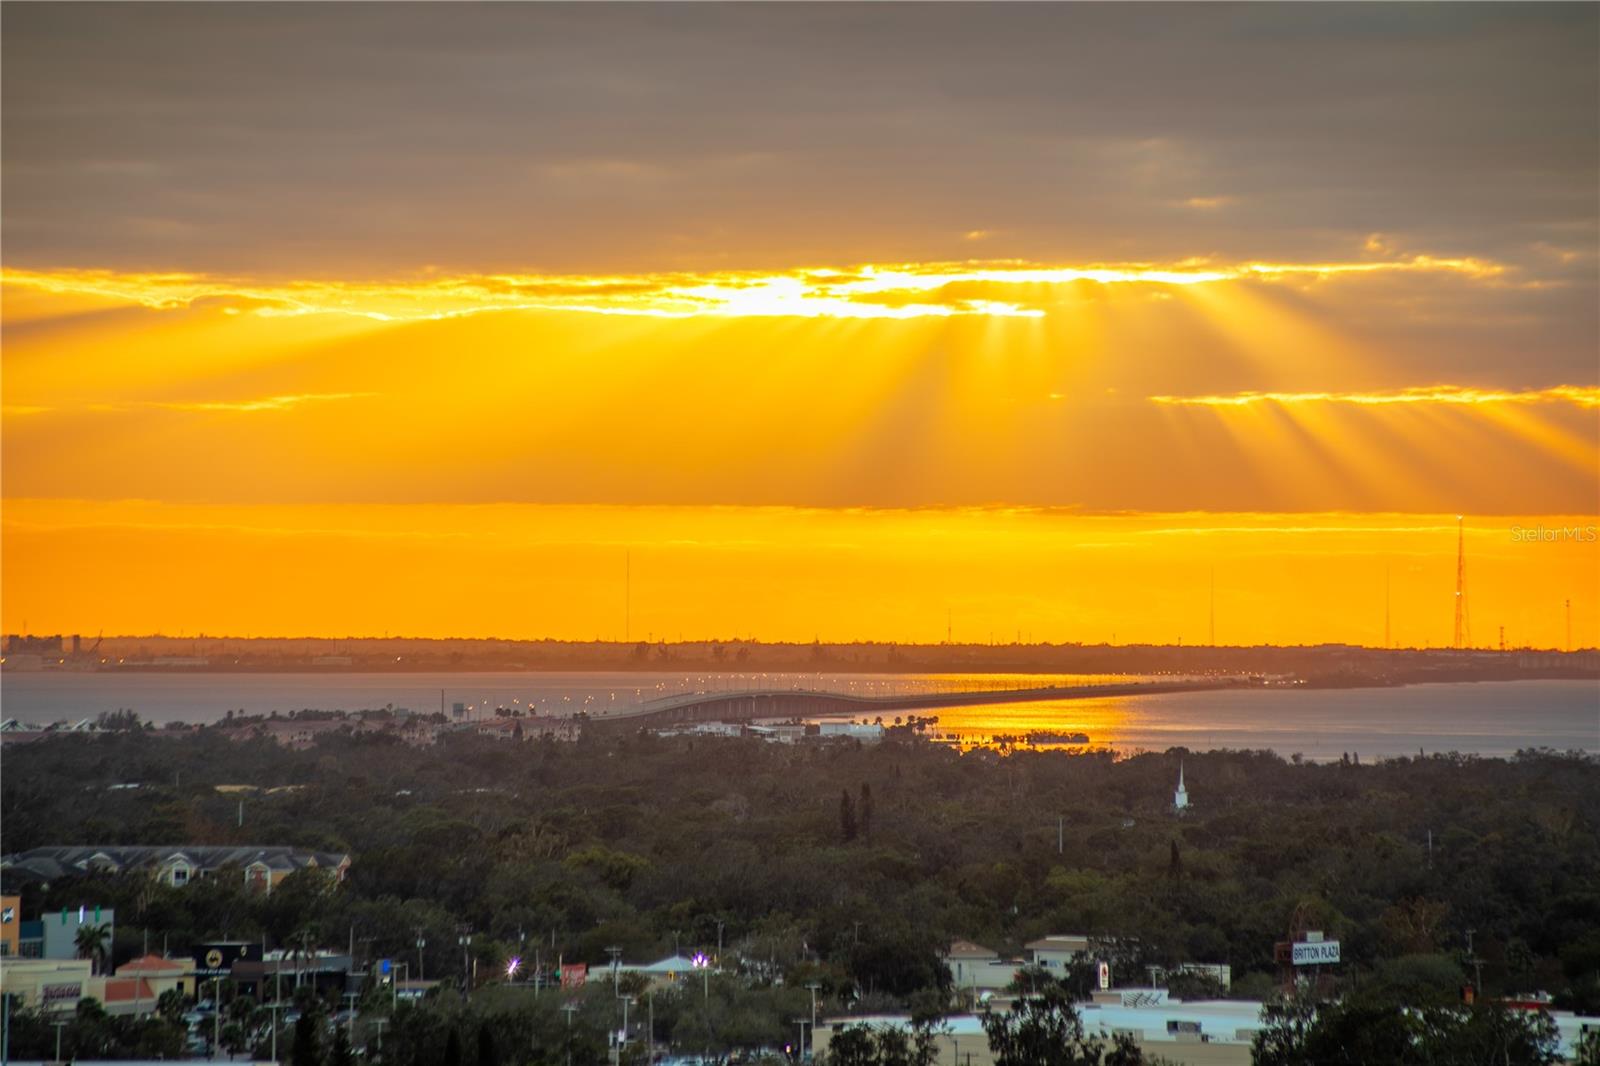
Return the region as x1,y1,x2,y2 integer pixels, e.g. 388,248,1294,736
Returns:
582,678,1244,733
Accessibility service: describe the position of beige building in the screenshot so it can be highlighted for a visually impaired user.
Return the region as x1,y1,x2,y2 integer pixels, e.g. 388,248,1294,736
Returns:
114,953,196,1001
0,956,195,1018
943,939,1025,996
3,845,351,894
1026,934,1093,973
0,958,94,1013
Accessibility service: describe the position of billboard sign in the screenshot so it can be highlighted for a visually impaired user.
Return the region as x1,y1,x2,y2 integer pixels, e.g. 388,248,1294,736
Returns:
195,941,262,978
1097,961,1110,990
42,983,82,1008
560,963,587,988
1291,940,1341,965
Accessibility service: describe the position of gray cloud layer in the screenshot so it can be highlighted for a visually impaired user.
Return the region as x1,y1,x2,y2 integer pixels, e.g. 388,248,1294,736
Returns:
3,3,1596,278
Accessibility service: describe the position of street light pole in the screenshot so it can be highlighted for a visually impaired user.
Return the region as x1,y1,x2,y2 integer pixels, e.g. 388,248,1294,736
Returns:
52,1020,66,1063
561,1004,579,1066
393,962,409,1012
271,962,281,1066
614,996,633,1066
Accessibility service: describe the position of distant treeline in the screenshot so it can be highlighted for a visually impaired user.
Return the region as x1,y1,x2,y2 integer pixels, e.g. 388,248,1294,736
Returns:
10,632,1599,680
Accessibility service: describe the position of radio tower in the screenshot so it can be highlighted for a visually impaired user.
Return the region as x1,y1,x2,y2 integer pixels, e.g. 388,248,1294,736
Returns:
1452,517,1470,649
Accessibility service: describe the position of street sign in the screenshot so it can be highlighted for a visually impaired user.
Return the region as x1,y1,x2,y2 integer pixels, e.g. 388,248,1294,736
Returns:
1291,940,1340,965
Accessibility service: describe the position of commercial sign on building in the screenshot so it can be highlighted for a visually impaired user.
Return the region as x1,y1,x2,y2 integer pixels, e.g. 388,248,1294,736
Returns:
194,941,262,978
560,963,587,988
42,983,82,1008
1291,940,1341,965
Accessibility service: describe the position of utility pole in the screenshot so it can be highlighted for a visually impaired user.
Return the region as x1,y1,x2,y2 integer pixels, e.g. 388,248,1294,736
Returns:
561,1004,579,1066
1465,929,1485,999
271,957,282,1064
1453,516,1469,649
795,1018,811,1058
1567,599,1573,652
806,981,822,1037
1058,816,1064,855
606,946,623,994
1385,563,1391,649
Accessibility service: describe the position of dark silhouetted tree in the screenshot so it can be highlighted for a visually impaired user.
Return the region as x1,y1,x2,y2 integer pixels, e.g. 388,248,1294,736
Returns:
291,1009,322,1066
477,1024,499,1066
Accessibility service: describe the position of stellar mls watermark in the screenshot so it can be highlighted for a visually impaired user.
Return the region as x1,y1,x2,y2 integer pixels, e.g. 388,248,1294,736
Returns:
1510,524,1598,543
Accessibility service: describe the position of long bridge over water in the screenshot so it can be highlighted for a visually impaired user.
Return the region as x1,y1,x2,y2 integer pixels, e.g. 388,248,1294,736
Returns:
582,678,1247,734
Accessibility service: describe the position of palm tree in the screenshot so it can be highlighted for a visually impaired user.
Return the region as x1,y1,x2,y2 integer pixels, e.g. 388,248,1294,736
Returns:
74,922,111,975
287,926,319,990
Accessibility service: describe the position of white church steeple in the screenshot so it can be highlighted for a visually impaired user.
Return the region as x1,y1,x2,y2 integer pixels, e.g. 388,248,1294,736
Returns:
1174,760,1189,811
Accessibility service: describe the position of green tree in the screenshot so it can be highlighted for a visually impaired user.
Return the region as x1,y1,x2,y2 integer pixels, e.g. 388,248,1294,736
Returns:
1573,1026,1599,1066
1252,993,1561,1066
329,1028,356,1066
823,1023,939,1066
982,984,1143,1066
156,987,187,1024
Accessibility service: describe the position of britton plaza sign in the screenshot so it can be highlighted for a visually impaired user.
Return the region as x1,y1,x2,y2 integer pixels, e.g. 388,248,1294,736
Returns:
1291,940,1341,965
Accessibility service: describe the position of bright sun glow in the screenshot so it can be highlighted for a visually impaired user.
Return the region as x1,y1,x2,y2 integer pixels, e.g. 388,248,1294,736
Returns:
0,252,1512,323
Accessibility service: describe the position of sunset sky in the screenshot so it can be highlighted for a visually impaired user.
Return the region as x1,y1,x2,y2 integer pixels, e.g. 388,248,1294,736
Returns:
3,4,1596,647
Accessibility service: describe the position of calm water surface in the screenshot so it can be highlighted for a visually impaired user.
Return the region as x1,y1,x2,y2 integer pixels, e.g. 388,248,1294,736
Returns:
2,671,1595,761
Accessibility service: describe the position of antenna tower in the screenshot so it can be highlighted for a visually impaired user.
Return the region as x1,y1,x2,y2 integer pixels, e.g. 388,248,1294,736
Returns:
1452,517,1470,649
1209,567,1216,647
1384,563,1391,649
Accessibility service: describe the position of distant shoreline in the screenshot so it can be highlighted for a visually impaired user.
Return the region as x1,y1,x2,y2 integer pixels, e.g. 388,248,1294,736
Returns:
5,635,1597,689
